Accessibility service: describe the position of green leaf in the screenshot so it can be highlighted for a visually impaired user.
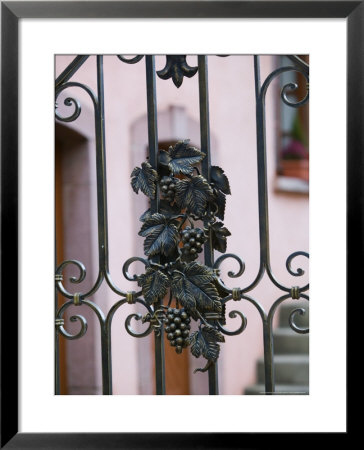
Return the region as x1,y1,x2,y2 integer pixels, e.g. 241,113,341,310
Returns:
171,262,222,314
210,222,231,253
168,140,205,175
139,213,179,257
211,166,231,195
137,268,170,304
175,175,213,217
131,162,158,199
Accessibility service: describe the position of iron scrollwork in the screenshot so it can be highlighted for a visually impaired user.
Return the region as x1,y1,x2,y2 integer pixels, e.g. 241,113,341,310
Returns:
55,54,309,395
130,139,235,371
117,55,144,64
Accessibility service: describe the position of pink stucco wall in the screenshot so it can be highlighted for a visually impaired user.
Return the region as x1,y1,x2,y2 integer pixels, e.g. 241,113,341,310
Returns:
55,55,309,395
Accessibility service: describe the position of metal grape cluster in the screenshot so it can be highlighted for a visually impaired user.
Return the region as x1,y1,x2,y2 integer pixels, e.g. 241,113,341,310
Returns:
130,139,231,372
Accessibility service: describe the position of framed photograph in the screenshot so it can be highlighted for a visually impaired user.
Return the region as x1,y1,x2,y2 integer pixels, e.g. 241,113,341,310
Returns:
1,1,355,447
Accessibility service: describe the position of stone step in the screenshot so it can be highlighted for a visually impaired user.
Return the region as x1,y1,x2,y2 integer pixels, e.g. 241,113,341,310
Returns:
257,355,309,385
244,384,309,395
278,301,309,329
273,327,309,354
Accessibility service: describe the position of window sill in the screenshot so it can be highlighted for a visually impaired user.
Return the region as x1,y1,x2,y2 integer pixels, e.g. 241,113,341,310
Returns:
274,176,309,195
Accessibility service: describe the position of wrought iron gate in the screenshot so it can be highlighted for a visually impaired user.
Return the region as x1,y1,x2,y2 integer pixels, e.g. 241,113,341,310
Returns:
55,54,309,395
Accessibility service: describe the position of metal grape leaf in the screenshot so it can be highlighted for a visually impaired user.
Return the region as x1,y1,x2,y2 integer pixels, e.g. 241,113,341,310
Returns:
203,324,225,343
171,262,222,315
187,331,203,358
157,55,198,88
166,140,205,175
139,213,179,257
186,325,225,362
158,150,171,167
201,326,225,362
160,200,181,217
175,175,213,216
139,200,179,222
220,302,227,326
139,208,152,222
211,166,231,195
137,267,170,304
130,162,158,199
213,277,230,300
180,249,197,263
210,222,231,253
212,189,226,221
160,245,180,266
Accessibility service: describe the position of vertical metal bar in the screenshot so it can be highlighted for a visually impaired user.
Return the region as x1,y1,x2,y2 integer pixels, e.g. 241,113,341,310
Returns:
55,252,60,395
101,325,112,395
95,55,109,274
54,132,60,394
198,56,213,268
198,55,218,395
254,55,275,394
55,330,60,394
262,320,275,394
95,55,112,394
145,55,165,395
254,55,270,267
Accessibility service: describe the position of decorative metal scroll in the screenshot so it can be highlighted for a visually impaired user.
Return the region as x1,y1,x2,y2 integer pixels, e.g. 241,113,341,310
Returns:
55,54,309,396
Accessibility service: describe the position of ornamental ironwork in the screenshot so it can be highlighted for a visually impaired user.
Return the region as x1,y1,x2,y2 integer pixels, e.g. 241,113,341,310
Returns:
55,54,309,395
131,139,232,372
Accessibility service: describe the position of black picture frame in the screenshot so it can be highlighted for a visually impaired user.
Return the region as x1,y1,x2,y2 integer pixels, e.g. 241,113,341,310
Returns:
1,1,355,448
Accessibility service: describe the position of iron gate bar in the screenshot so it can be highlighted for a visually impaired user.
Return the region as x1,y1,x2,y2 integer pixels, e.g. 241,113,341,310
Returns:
95,55,108,279
198,55,218,395
254,55,310,393
55,249,60,394
54,55,91,396
55,55,89,90
198,55,213,265
253,55,275,393
286,55,309,74
95,55,112,394
145,55,166,395
254,55,271,270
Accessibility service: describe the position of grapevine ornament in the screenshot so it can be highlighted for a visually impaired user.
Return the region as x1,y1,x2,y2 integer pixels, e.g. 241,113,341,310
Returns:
165,307,191,354
181,226,206,262
130,140,232,372
160,176,178,202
